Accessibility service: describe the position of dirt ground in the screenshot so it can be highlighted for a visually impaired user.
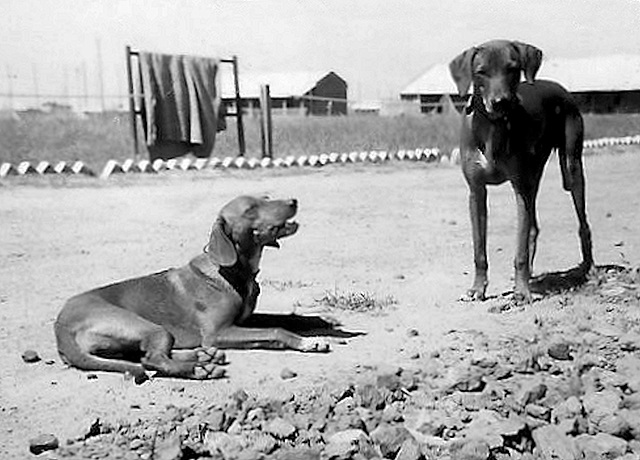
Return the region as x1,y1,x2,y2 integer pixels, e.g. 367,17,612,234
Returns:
1,147,639,459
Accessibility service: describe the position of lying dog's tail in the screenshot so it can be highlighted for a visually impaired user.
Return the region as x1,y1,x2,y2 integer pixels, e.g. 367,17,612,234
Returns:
558,108,585,192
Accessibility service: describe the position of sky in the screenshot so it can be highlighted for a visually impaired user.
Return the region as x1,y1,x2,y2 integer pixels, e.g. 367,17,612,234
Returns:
2,0,640,109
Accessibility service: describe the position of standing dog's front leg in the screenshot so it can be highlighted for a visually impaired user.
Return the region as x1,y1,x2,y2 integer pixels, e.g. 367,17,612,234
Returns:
465,183,489,300
513,184,535,303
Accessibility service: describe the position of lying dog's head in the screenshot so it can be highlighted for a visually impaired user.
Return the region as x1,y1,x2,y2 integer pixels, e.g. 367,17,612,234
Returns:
449,40,542,116
205,195,299,268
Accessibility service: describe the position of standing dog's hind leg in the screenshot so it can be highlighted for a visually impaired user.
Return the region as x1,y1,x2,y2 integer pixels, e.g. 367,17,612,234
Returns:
564,112,593,271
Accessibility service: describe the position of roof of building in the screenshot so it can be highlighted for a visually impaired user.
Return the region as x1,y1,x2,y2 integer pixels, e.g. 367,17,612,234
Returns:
221,70,344,99
400,54,640,96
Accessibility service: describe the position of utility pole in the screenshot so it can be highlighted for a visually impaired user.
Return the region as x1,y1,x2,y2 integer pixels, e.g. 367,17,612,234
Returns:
96,38,106,112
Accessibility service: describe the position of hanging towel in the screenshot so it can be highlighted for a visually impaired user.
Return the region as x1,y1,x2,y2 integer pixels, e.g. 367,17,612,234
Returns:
138,52,226,160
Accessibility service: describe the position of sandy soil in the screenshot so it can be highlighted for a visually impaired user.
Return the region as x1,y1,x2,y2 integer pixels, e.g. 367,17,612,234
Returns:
1,147,639,458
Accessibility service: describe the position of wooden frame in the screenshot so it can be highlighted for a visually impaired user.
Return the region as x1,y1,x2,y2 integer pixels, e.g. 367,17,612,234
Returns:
125,46,246,159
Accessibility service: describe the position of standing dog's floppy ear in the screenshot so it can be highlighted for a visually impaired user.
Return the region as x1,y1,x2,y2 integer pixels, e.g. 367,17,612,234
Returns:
512,41,543,84
205,218,237,267
449,47,477,96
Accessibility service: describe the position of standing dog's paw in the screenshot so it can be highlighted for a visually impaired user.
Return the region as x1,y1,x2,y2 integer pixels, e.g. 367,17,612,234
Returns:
460,288,486,302
299,337,331,353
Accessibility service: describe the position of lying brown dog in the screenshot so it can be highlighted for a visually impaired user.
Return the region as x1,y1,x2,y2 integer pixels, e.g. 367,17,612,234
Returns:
54,196,329,380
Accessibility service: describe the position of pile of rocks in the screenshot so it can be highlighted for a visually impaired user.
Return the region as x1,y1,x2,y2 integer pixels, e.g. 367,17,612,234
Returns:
38,266,640,459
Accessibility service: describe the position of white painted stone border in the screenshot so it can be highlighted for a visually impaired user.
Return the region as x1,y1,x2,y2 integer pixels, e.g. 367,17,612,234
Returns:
1,134,639,179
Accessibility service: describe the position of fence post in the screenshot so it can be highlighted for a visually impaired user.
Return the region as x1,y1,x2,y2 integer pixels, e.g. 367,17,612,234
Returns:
259,84,273,159
232,56,246,157
125,46,139,160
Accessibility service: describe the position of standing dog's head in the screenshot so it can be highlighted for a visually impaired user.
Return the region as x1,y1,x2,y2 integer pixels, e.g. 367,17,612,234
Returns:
205,195,299,269
449,40,543,116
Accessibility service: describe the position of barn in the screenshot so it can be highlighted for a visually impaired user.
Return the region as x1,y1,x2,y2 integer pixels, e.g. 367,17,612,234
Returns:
400,55,640,114
221,71,348,116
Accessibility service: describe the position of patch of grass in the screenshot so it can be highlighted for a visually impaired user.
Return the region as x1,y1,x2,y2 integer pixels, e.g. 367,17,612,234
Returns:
315,288,397,313
261,279,314,291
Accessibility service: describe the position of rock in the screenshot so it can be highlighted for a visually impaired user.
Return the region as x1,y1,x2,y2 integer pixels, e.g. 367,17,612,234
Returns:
451,438,490,460
575,433,628,459
21,349,41,363
532,425,582,460
548,341,573,361
409,408,449,438
203,409,226,432
621,409,640,440
381,403,404,423
273,447,321,460
395,437,424,460
525,404,551,421
598,414,631,437
517,382,547,407
582,389,622,430
449,370,486,393
334,396,356,414
620,332,640,352
356,407,382,434
29,434,59,455
247,433,277,454
355,383,386,410
552,396,583,422
265,417,297,440
557,418,580,436
324,429,373,460
577,353,601,373
370,423,412,458
204,431,245,459
281,367,298,380
327,412,367,434
154,433,182,460
463,411,525,450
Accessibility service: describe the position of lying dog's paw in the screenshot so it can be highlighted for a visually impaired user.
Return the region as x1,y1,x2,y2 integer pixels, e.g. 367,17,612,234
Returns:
299,337,331,353
190,347,227,379
196,347,227,365
192,362,226,380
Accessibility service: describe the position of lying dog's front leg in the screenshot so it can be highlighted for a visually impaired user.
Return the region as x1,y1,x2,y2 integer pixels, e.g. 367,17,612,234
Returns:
204,326,331,353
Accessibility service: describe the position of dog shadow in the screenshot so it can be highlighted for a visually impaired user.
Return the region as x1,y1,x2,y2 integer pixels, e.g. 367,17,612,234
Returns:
243,313,366,339
530,263,628,295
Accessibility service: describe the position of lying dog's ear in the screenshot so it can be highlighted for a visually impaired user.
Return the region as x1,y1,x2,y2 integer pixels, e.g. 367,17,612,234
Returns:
512,41,543,84
449,47,476,96
205,219,237,267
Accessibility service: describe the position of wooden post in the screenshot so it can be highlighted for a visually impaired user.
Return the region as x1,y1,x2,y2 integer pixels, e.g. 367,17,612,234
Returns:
259,84,273,158
232,56,246,156
125,46,139,159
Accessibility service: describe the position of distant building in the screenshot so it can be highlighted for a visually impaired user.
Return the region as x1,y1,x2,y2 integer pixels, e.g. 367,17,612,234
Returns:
221,71,347,116
400,55,640,114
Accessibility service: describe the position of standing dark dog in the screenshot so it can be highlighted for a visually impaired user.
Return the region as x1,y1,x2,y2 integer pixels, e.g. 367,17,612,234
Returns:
449,40,593,302
54,196,329,380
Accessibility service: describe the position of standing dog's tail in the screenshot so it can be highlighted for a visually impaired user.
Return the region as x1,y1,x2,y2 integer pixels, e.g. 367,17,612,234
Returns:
558,108,585,192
